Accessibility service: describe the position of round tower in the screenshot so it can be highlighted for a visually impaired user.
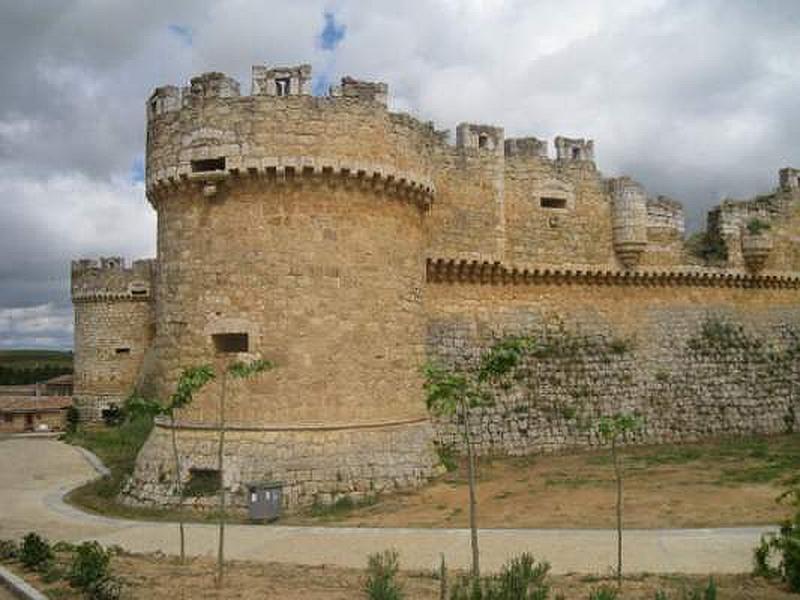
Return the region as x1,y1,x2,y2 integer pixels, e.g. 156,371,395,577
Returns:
608,177,648,269
126,67,439,507
71,257,155,420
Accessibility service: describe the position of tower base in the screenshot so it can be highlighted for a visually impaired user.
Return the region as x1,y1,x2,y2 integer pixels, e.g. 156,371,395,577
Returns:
122,418,440,508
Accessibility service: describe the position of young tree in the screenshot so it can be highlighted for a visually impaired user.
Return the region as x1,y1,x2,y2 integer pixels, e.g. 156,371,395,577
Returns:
424,335,530,579
215,358,273,588
596,413,642,588
163,365,215,563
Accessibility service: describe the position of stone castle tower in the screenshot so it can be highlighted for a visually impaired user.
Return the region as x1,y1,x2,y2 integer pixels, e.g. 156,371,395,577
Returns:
73,63,800,508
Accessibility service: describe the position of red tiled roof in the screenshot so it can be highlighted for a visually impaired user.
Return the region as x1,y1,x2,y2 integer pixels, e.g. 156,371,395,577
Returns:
0,396,73,413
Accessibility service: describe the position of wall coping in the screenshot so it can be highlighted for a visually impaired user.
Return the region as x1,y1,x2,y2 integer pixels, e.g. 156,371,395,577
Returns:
154,415,430,432
426,258,800,289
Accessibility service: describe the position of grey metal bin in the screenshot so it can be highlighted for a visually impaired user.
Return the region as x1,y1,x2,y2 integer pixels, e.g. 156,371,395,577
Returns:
246,481,283,522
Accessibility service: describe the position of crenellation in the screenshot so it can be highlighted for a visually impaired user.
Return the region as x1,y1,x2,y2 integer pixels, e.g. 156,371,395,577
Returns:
504,137,548,158
780,167,800,191
147,85,181,119
555,136,595,162
330,76,388,106
456,123,504,155
187,72,241,100
251,63,312,96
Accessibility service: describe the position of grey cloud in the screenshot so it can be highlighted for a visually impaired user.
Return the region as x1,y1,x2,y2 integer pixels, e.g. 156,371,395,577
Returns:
0,0,798,349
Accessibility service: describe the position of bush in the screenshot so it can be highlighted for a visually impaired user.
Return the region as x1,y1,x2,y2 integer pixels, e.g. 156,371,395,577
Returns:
101,404,124,427
588,587,618,600
0,539,18,560
450,553,550,600
69,541,111,590
19,532,53,571
87,575,123,600
754,489,800,591
123,395,163,421
66,405,80,433
364,549,403,600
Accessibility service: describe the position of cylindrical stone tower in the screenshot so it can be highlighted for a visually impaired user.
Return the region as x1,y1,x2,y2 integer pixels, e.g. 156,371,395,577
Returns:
126,67,440,507
71,257,155,420
608,177,648,269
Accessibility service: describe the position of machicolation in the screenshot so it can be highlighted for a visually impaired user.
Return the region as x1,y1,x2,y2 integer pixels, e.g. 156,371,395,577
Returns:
72,63,800,509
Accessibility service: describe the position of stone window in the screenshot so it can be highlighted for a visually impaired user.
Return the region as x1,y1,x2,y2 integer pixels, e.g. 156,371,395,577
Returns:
115,348,131,355
478,134,489,149
212,333,248,353
275,77,291,97
185,468,220,496
191,157,226,173
540,197,567,209
572,147,581,160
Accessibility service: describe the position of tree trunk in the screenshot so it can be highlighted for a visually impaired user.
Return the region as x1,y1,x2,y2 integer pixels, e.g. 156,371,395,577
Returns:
216,371,227,588
169,412,185,564
461,401,480,579
613,437,622,588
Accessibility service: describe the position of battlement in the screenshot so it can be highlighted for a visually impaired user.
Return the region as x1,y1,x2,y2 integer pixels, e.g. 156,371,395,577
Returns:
71,257,155,302
504,137,548,158
252,64,312,96
555,136,594,162
330,77,388,106
456,123,504,155
780,167,800,191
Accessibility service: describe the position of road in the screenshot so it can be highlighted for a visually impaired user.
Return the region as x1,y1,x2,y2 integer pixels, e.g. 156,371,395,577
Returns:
0,437,773,574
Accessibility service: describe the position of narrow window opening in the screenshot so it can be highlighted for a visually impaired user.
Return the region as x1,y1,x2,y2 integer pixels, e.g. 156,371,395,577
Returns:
275,77,291,97
115,347,131,355
572,147,581,160
185,468,221,497
478,134,489,149
150,99,158,114
212,333,249,354
540,197,567,209
130,289,148,297
191,157,226,173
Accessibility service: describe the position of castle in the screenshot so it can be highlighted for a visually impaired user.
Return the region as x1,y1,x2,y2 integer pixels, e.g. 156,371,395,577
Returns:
71,64,800,507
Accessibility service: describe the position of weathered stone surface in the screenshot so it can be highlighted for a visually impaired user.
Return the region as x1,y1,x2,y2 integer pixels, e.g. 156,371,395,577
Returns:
69,63,800,507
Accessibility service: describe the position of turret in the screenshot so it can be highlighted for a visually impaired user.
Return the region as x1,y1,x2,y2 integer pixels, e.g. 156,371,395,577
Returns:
608,177,648,269
456,123,504,156
71,257,155,420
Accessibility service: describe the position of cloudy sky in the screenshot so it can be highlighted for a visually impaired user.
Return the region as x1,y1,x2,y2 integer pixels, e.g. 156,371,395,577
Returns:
0,0,798,349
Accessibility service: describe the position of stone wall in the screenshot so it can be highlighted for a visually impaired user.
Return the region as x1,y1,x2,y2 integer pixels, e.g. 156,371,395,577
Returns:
124,418,439,508
425,275,800,455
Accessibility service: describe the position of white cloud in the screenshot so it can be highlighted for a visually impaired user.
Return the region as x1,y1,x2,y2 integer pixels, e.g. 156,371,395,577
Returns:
0,0,798,348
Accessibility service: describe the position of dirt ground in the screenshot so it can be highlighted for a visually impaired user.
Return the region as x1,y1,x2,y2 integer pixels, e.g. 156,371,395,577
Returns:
5,553,798,599
286,435,800,529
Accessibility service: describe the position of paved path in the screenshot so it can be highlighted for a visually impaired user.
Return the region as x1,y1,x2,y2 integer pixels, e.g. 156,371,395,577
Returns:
0,437,774,574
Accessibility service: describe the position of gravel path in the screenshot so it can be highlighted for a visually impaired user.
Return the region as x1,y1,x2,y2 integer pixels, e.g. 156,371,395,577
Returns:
0,437,774,574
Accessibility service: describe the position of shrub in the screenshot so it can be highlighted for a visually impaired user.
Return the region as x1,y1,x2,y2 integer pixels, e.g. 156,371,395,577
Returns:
364,549,403,600
69,541,111,590
101,404,124,427
436,443,459,473
19,532,53,571
0,539,18,560
123,395,162,421
754,489,800,591
450,553,550,600
588,586,618,600
87,575,123,600
66,405,80,433
746,218,771,236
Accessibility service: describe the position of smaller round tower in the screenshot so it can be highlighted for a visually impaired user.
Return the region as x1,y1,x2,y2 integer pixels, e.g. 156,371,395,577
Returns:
608,177,648,269
71,257,155,420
